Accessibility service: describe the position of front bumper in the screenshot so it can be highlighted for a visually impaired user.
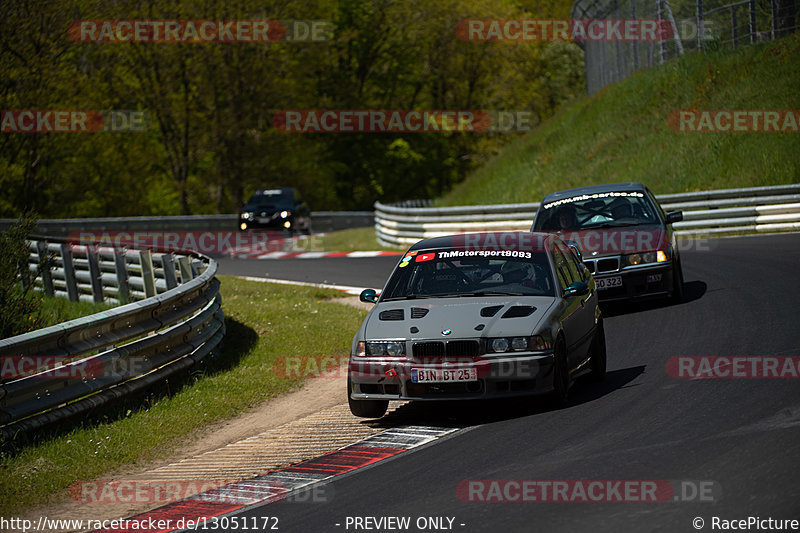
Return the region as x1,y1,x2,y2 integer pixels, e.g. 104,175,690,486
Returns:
348,352,556,401
239,214,294,231
593,262,675,302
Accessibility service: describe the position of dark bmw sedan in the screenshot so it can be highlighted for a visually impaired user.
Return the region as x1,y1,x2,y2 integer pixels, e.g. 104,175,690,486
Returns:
238,187,311,234
531,182,684,302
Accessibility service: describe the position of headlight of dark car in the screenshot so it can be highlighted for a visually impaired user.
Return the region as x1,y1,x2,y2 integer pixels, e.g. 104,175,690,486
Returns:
280,210,290,218
621,249,669,267
240,212,254,220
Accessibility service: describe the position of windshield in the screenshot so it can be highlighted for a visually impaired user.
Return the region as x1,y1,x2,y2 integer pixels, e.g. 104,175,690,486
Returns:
247,189,293,206
381,250,555,300
534,191,658,232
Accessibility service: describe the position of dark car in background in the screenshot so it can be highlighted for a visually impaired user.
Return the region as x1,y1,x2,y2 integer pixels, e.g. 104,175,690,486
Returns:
238,187,311,234
532,182,684,302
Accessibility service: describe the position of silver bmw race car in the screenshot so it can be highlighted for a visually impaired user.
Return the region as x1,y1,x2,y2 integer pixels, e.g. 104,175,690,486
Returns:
347,231,607,418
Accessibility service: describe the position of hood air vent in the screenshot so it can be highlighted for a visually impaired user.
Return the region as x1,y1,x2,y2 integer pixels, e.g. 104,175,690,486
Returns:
480,305,504,317
411,307,429,319
379,309,404,321
501,306,536,318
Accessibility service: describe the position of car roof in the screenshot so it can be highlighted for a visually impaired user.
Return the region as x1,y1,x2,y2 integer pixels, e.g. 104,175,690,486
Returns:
254,187,293,194
407,231,557,252
540,182,647,203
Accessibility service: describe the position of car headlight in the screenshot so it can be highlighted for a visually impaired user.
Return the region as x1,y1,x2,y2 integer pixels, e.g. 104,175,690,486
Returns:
240,212,254,220
487,336,550,353
280,210,290,218
366,341,406,357
622,250,669,267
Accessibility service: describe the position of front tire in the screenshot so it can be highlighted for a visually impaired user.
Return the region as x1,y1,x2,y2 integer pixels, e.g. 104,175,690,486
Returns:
347,378,388,418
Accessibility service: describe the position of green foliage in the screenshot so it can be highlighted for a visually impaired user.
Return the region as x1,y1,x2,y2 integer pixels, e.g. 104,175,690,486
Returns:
0,0,584,215
439,34,800,206
0,215,47,338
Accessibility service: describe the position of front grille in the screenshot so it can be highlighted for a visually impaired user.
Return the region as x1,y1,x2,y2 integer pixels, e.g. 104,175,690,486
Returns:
597,257,620,273
446,340,480,357
412,340,480,357
413,341,445,357
583,259,596,274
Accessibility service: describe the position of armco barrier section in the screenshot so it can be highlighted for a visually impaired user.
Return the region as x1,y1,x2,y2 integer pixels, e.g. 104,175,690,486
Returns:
374,184,800,246
0,241,224,440
0,211,375,239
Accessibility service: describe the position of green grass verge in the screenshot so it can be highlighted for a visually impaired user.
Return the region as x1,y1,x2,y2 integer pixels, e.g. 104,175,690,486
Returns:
0,276,368,516
37,295,114,328
297,226,405,252
439,34,800,206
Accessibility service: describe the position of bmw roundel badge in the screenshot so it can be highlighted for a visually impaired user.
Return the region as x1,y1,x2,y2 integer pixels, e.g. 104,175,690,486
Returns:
441,329,452,336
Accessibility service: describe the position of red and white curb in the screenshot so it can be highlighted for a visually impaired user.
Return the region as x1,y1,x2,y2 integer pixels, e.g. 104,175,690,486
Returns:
233,250,402,260
236,276,371,296
93,425,463,532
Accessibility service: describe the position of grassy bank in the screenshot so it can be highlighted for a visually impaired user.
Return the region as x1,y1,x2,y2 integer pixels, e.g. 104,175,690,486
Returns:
440,35,800,206
0,276,368,515
297,227,405,252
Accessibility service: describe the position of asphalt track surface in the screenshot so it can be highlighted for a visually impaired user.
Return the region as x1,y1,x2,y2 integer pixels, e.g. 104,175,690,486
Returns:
216,233,800,532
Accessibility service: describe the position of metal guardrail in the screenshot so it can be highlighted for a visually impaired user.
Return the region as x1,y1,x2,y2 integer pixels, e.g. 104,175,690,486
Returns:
0,212,375,239
0,240,224,441
374,184,800,246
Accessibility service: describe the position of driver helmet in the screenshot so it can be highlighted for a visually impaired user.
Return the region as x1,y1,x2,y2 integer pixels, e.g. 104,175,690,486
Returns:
501,261,535,284
556,204,577,230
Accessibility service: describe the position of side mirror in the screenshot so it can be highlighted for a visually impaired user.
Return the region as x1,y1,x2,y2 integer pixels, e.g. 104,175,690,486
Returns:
359,288,378,304
665,210,683,224
563,281,589,297
566,242,583,263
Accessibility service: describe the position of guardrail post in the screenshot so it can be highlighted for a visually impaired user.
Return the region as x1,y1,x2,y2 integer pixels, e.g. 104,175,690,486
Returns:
86,249,104,303
178,256,193,282
36,241,55,296
59,243,79,302
114,250,130,304
161,253,178,290
139,251,157,297
749,0,757,43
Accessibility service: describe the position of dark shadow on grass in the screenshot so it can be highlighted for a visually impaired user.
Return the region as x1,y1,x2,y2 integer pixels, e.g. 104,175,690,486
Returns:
360,365,646,429
0,317,257,455
600,280,707,317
